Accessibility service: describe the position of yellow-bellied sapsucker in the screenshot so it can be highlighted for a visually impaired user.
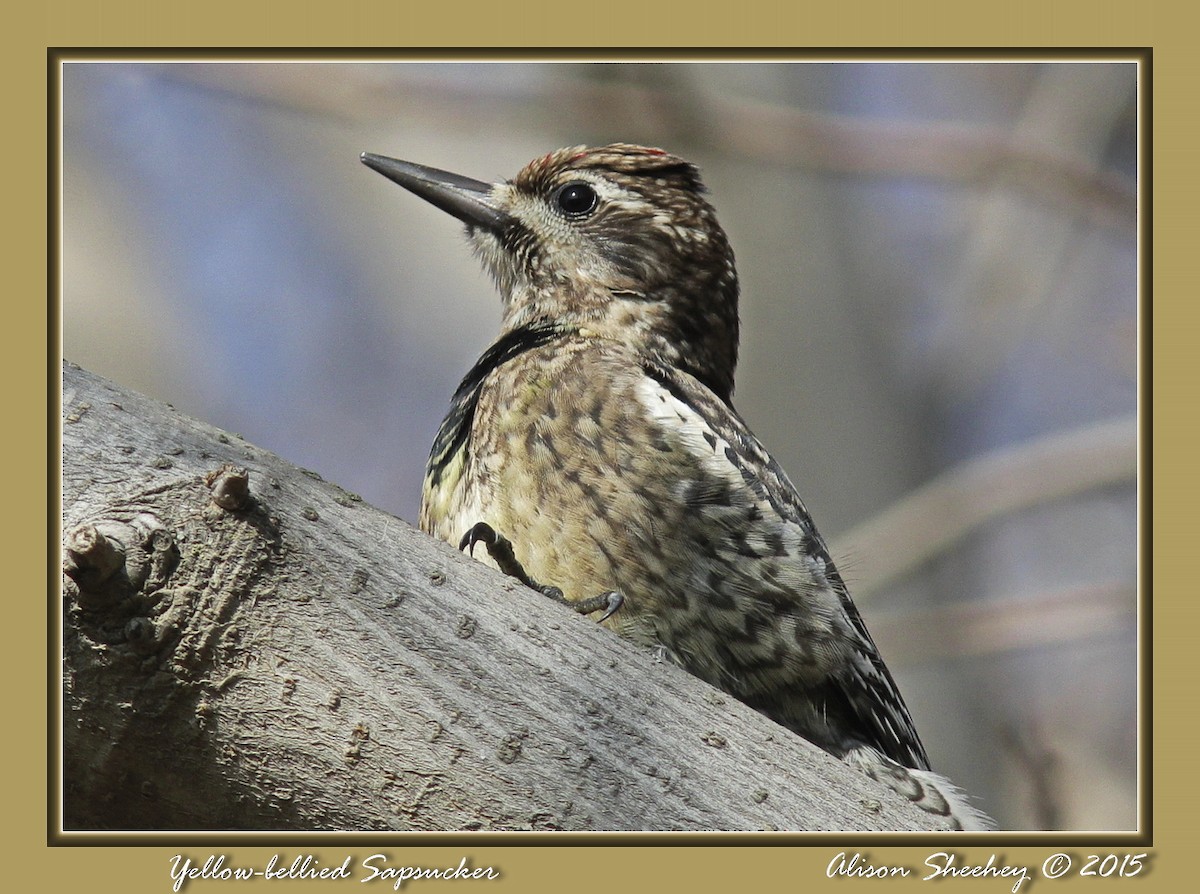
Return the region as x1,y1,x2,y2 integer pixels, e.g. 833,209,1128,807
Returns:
362,143,990,830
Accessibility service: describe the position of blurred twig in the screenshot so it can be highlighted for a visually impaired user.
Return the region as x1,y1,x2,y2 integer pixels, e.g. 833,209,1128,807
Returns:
833,415,1136,601
1001,723,1063,831
869,580,1132,665
150,61,1135,232
932,64,1136,395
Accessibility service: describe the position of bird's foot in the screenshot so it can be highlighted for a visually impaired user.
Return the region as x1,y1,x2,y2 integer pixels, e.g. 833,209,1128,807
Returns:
459,521,530,582
563,588,624,623
459,522,624,622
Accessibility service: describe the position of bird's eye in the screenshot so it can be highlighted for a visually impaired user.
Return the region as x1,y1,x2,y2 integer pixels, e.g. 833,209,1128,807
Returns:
554,182,598,218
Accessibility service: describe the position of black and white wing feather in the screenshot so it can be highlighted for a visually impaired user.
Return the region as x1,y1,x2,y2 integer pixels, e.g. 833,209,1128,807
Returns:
637,360,930,771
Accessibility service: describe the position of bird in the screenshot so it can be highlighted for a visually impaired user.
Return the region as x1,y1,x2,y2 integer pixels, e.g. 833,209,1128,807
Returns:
361,143,990,830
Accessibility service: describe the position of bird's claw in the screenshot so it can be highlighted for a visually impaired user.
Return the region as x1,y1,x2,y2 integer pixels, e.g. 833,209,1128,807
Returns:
458,521,498,556
458,521,623,623
582,590,624,623
537,585,623,623
458,521,529,582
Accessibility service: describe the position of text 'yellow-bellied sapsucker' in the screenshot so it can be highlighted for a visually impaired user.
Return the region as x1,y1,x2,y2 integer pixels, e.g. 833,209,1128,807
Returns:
362,143,990,830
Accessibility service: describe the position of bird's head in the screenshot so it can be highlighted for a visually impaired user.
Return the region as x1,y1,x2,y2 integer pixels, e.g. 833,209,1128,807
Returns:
362,144,741,400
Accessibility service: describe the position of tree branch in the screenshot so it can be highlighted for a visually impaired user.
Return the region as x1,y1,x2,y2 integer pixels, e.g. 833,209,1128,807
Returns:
60,360,950,832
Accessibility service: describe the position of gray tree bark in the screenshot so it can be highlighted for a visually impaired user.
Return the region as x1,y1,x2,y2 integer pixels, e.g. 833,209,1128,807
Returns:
60,360,947,832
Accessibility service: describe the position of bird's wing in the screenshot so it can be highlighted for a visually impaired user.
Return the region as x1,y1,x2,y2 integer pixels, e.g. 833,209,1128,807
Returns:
637,360,931,770
426,323,570,491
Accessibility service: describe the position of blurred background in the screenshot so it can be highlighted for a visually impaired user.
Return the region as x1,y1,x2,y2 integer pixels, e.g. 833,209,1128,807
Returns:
60,59,1139,831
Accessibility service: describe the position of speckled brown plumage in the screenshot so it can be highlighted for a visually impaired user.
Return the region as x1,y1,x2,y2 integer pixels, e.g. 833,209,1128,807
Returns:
362,143,990,830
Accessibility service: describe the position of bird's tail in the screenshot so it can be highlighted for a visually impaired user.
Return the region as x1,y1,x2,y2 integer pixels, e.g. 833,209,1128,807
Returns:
843,745,994,831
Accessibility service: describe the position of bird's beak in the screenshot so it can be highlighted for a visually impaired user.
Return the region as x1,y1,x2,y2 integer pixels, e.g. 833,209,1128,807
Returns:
360,152,511,234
